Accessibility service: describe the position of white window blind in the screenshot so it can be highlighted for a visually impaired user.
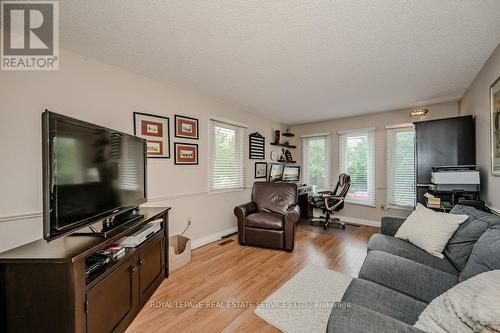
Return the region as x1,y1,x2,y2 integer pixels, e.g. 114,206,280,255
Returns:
387,126,416,208
339,129,376,206
302,135,330,188
209,119,245,191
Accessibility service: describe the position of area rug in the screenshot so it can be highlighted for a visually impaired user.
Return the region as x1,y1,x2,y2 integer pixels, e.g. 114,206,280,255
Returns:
254,264,353,333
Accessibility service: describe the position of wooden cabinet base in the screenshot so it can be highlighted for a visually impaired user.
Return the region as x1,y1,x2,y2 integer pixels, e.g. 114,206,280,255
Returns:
0,207,170,333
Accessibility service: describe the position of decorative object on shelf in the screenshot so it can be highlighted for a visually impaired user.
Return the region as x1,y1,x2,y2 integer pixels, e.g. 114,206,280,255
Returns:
270,150,278,161
174,115,199,139
174,142,198,165
284,148,293,162
410,108,429,120
133,112,170,158
255,162,267,179
278,149,286,163
249,132,265,159
282,129,295,137
491,75,500,176
274,129,281,144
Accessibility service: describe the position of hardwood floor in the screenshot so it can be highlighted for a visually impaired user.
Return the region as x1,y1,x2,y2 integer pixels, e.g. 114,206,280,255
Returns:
126,223,378,333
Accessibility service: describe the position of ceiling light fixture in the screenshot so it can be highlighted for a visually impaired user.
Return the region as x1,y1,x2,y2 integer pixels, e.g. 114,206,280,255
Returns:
410,108,429,120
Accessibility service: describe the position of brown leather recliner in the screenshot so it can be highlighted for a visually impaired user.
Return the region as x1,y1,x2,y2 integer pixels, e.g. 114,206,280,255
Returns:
234,182,300,252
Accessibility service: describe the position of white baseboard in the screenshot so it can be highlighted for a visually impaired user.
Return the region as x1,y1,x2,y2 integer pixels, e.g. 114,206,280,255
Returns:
336,215,381,227
487,206,500,216
191,226,238,249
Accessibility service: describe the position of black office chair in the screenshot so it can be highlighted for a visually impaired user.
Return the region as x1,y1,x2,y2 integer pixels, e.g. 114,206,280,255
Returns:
310,174,351,229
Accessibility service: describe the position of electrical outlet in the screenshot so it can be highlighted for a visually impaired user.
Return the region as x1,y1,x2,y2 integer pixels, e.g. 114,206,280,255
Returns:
187,216,192,226
380,204,385,210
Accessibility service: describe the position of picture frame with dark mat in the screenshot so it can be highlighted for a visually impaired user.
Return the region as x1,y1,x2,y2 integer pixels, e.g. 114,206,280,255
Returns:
174,142,198,165
249,132,265,159
133,112,170,158
255,162,267,179
175,115,199,140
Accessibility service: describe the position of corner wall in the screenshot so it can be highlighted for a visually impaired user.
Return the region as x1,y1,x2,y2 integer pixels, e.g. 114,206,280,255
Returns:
459,42,500,212
0,49,286,252
290,102,459,224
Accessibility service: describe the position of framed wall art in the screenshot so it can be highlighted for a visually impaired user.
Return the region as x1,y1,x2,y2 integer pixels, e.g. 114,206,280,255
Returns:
174,142,199,165
491,75,500,175
133,112,170,158
175,115,199,140
249,132,265,159
255,162,267,179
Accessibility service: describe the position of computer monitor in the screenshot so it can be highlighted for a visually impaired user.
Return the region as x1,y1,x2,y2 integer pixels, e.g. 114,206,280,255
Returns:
268,163,284,182
283,165,300,182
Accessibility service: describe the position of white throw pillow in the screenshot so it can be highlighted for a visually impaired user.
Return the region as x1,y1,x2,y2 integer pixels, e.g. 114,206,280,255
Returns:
395,203,468,258
414,270,500,333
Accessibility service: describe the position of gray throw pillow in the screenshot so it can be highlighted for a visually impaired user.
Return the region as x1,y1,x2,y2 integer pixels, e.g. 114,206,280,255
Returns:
459,225,500,282
445,205,500,271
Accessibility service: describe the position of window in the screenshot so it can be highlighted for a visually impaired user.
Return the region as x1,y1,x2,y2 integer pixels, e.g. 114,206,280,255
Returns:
209,119,245,191
302,134,330,188
387,125,416,208
339,129,376,206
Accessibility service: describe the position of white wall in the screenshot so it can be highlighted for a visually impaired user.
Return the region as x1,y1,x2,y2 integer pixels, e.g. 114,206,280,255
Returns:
460,42,500,212
0,49,286,252
291,102,459,223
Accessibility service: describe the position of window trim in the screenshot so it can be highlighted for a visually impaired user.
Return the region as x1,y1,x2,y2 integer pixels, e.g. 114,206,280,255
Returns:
339,129,376,207
302,134,331,189
386,125,416,209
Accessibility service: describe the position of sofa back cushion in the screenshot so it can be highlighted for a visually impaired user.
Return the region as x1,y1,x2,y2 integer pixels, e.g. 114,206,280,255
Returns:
445,205,500,271
459,225,500,282
252,182,297,215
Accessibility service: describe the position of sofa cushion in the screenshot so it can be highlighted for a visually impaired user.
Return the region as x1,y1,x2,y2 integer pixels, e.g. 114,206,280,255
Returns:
246,211,283,230
359,251,458,303
327,303,426,333
368,234,458,275
444,205,500,271
342,278,427,325
459,225,500,281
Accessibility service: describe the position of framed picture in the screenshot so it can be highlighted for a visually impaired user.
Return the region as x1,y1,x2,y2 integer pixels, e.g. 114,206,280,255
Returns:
175,115,199,140
255,162,267,179
174,143,199,165
491,75,500,175
249,132,265,159
133,112,170,158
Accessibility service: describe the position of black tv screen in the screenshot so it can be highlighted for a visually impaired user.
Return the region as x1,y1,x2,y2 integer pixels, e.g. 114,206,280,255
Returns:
42,112,147,240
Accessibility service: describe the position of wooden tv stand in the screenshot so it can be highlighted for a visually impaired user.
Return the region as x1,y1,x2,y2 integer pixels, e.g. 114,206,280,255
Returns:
0,207,170,333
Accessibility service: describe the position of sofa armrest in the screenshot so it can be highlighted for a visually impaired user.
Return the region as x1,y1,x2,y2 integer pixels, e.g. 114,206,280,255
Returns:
285,204,300,224
359,251,458,303
381,216,407,236
327,303,425,333
234,202,257,245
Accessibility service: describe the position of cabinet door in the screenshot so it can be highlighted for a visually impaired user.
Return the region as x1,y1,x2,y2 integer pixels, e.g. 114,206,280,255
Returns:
86,254,139,333
138,233,165,304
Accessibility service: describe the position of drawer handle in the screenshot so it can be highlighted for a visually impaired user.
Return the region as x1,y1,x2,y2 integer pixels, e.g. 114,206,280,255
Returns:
129,265,137,273
138,259,144,266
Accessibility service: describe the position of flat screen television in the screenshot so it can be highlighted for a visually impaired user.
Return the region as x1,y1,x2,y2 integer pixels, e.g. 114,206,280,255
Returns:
42,111,147,241
283,165,300,182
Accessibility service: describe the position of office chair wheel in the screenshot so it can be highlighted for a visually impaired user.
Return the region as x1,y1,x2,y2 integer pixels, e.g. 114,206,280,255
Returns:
323,224,328,230
341,224,346,229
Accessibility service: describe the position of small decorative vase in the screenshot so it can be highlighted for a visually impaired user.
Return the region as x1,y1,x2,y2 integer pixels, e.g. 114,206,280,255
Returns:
274,130,280,144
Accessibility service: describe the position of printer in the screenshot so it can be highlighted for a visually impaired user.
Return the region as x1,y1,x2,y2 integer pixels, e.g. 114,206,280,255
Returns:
430,165,480,192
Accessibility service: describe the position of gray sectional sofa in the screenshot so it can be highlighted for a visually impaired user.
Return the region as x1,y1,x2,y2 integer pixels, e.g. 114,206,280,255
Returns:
327,205,500,333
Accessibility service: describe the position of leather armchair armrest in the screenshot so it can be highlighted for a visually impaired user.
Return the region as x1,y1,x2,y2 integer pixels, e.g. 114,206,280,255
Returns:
284,204,300,252
234,202,257,245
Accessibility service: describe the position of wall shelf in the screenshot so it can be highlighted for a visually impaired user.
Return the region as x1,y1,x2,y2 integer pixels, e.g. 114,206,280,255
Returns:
270,143,297,149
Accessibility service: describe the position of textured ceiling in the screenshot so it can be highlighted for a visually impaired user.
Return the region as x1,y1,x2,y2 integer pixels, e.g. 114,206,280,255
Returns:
59,0,500,124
